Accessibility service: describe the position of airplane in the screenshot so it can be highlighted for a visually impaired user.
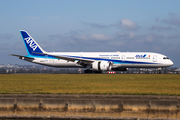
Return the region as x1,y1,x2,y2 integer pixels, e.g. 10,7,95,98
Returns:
9,30,173,73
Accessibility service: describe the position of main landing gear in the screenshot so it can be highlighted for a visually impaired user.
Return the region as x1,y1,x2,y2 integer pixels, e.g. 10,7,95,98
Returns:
84,70,93,73
84,70,102,73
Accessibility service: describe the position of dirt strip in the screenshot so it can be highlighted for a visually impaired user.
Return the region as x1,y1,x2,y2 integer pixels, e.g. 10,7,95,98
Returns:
0,115,178,120
0,94,180,119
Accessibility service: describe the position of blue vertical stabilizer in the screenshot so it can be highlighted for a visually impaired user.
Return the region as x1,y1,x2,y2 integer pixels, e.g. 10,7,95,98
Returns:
20,30,46,56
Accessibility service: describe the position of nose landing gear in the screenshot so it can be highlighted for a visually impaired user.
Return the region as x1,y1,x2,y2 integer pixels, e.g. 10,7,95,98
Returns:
157,70,161,74
157,68,162,74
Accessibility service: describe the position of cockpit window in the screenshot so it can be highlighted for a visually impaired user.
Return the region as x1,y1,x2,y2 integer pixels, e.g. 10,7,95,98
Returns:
163,57,169,59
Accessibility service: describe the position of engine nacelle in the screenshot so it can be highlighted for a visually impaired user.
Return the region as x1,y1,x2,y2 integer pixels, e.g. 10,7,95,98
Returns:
92,61,112,71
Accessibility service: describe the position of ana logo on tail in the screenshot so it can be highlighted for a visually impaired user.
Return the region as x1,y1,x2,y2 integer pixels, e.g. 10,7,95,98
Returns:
24,37,38,51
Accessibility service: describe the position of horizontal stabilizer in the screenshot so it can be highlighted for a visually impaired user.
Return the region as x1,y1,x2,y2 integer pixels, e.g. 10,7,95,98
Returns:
9,54,34,60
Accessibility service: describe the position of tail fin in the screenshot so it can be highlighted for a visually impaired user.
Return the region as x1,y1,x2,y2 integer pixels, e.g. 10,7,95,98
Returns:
20,30,46,56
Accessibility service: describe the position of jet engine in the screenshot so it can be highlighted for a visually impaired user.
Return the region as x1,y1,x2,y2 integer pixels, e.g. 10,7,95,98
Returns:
92,61,112,71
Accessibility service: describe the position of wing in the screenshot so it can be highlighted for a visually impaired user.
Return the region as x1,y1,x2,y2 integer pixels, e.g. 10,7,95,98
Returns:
33,52,94,65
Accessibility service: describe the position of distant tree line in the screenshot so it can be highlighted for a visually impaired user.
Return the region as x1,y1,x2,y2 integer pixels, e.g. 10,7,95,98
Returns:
0,67,179,74
0,68,80,74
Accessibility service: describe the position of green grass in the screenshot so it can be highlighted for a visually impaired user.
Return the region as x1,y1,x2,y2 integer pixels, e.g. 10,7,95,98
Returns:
0,74,180,95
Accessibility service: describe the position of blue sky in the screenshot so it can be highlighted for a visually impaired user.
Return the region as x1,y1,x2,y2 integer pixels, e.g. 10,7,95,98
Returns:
0,0,180,67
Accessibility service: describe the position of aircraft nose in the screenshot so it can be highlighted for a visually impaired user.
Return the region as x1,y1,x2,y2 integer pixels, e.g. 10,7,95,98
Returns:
169,60,173,66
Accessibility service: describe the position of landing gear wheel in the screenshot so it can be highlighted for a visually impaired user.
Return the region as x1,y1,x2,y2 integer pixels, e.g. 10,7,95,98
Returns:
157,68,162,74
157,70,161,74
93,71,102,74
84,70,93,73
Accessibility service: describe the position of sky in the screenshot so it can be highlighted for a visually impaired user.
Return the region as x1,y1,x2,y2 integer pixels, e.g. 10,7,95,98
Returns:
0,0,180,67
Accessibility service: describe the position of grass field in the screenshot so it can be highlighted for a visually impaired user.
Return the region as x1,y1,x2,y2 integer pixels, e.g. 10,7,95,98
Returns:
0,74,180,95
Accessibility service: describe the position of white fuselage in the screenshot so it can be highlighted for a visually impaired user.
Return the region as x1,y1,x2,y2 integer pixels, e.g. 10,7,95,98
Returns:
27,52,173,68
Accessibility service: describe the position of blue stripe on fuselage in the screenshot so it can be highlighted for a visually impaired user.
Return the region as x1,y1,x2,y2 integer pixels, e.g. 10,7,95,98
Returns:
40,54,158,64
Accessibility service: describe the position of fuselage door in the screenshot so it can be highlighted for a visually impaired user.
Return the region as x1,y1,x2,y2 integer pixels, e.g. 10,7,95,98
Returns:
121,55,126,61
44,55,48,62
153,55,157,62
